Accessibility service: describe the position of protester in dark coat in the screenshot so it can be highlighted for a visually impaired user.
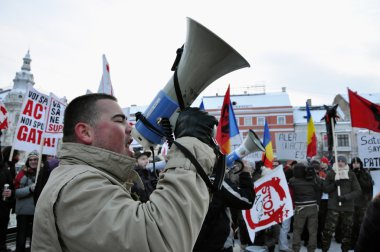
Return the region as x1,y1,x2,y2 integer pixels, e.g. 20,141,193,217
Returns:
289,163,322,252
355,192,380,252
2,147,20,214
0,162,14,252
193,160,254,252
349,157,374,249
131,150,156,202
321,156,361,252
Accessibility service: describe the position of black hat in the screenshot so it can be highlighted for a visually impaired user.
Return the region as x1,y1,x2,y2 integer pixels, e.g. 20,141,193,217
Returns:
134,150,151,160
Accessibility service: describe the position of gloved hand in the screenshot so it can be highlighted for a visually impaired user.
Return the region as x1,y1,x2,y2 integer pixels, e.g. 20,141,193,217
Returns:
174,107,218,147
151,178,158,189
337,195,347,202
29,183,36,193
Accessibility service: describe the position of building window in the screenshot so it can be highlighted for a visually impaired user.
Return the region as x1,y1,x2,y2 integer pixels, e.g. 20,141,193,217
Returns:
244,117,252,126
277,116,286,125
257,117,265,126
337,134,350,147
322,133,350,148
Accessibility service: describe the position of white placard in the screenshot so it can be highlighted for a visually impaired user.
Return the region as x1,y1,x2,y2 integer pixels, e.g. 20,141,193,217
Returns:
275,132,307,161
357,132,380,168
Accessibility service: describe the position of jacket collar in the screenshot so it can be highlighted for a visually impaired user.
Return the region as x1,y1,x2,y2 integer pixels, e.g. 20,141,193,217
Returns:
58,143,136,182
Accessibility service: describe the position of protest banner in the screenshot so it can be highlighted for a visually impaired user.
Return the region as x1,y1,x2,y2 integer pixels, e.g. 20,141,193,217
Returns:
357,132,380,168
275,132,307,161
12,85,57,155
243,165,293,242
45,93,66,138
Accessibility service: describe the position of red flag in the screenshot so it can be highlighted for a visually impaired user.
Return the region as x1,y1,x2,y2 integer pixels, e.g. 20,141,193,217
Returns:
216,85,231,154
348,88,380,132
0,101,8,130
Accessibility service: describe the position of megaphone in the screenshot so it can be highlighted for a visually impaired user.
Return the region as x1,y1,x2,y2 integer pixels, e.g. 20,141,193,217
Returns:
226,129,265,168
131,17,250,149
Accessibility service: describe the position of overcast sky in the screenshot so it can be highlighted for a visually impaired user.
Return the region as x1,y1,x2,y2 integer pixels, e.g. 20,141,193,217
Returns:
1,0,380,108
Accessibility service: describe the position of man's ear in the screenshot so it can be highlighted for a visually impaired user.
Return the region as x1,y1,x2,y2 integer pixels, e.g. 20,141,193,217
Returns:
74,123,93,144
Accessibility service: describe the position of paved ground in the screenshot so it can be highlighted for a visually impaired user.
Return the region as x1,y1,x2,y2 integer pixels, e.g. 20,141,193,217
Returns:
233,235,354,252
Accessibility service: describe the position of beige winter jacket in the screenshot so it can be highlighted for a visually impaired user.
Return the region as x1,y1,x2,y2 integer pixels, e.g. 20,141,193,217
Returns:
32,136,215,252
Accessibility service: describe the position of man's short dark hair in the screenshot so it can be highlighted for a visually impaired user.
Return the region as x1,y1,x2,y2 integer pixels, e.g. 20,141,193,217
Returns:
63,93,117,143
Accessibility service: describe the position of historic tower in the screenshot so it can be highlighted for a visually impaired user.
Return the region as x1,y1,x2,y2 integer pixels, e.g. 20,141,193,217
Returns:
2,51,35,146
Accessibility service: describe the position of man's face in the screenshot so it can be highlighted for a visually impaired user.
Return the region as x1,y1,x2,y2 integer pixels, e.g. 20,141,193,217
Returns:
137,155,150,168
352,162,360,169
28,157,39,169
338,160,346,168
92,99,132,155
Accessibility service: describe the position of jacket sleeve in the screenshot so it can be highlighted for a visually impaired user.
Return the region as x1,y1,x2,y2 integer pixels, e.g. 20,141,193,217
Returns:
221,172,254,210
322,171,337,193
343,173,362,201
14,172,33,199
357,171,374,193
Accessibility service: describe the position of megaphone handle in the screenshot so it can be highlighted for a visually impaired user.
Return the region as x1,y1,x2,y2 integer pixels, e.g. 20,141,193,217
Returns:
170,45,185,110
173,70,185,110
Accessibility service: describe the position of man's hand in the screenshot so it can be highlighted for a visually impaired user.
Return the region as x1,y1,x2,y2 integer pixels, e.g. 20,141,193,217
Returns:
2,189,11,198
337,195,347,202
151,178,158,189
174,107,218,146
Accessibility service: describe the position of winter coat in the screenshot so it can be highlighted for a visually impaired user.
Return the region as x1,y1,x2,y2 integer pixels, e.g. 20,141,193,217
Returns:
355,193,380,252
0,166,14,209
193,172,254,252
353,168,374,207
32,137,215,252
322,169,361,212
289,177,321,206
14,168,36,215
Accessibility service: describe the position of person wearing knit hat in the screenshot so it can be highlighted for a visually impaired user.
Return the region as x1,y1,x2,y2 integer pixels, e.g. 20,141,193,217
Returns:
337,155,347,164
14,150,40,252
321,154,362,252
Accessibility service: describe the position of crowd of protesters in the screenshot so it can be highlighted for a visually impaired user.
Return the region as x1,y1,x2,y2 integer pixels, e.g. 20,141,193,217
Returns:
1,148,379,252
234,156,375,252
1,147,379,252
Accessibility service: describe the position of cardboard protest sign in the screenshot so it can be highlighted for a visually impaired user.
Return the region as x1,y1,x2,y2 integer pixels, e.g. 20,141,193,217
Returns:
357,132,380,168
275,132,307,161
243,165,294,242
13,85,57,155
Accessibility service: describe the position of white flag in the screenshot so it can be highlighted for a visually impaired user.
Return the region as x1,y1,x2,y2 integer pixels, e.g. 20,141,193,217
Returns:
243,165,294,242
97,54,114,95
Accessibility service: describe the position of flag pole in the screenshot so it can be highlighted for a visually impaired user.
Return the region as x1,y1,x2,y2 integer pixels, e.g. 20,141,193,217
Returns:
331,120,342,206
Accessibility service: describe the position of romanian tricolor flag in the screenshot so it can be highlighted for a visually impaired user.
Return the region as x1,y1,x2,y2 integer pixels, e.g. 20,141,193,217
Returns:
262,120,274,169
216,85,242,154
306,102,317,158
